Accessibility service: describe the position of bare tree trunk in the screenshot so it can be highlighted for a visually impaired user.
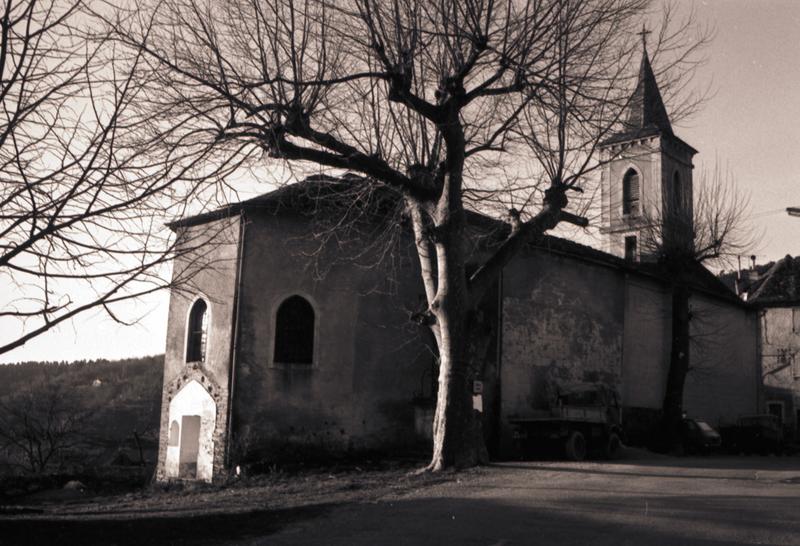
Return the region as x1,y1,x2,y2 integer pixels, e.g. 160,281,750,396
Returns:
429,306,489,470
661,283,691,452
426,170,489,470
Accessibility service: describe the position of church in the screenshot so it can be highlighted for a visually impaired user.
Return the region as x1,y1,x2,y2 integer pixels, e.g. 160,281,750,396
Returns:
154,47,760,482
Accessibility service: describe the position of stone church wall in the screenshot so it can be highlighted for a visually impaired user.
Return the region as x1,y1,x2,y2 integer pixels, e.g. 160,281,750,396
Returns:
156,215,241,482
155,207,761,473
601,138,660,257
499,247,759,450
499,249,626,450
622,277,670,409
229,210,432,466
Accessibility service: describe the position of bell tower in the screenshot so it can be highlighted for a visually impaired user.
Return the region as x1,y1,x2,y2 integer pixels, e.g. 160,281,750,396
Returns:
599,30,697,261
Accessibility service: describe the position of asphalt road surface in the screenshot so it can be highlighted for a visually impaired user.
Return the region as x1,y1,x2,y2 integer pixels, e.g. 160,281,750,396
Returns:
3,454,800,545
263,456,800,546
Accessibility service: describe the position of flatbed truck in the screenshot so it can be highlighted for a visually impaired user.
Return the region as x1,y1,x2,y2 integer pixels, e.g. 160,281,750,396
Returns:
509,384,623,461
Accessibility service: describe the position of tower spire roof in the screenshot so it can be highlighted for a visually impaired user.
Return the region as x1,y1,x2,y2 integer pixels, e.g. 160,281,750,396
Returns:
600,24,696,153
624,40,673,136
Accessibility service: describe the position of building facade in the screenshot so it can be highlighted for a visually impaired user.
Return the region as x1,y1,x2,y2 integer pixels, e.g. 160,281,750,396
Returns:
155,48,761,483
741,256,800,440
599,47,696,260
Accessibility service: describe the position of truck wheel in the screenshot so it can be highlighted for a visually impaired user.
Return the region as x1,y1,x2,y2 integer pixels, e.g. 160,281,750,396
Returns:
565,431,587,461
605,433,622,459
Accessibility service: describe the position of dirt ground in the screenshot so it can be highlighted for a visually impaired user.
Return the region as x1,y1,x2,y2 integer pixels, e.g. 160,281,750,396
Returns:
2,449,800,545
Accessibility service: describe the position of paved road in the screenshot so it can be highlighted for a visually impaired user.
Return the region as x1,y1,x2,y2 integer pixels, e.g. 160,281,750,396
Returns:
3,455,800,545
261,456,800,546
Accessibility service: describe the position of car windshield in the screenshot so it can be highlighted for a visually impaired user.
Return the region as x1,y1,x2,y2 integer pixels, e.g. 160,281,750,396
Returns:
696,421,714,432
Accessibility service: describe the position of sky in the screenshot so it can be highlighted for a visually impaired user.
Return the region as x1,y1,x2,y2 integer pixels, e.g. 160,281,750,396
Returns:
2,0,800,364
678,0,800,263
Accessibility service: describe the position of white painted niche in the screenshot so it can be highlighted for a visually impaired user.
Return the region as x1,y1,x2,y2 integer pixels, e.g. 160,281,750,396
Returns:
165,380,217,482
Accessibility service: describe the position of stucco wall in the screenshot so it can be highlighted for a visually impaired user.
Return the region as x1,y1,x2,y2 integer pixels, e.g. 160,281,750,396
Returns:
156,204,761,470
601,137,660,257
683,294,760,427
156,216,241,482
622,277,670,409
230,210,432,464
759,306,800,436
500,250,625,448
660,138,694,220
500,247,758,448
600,136,694,258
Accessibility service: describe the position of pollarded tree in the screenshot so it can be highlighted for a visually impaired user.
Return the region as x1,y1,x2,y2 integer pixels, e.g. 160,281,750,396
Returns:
638,168,754,450
110,0,705,470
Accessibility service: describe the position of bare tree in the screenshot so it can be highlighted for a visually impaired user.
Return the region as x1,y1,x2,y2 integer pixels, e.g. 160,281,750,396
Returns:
110,0,704,470
0,378,92,474
638,167,754,450
0,0,250,356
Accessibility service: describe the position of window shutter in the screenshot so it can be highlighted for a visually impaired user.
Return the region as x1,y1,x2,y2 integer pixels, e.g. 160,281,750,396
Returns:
623,169,640,215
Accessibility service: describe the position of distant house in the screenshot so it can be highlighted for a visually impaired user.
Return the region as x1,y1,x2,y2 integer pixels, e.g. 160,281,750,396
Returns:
154,46,760,483
740,256,800,440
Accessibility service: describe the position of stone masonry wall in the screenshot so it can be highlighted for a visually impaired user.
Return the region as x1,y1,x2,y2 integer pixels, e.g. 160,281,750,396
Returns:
156,215,241,482
500,249,625,451
229,209,432,465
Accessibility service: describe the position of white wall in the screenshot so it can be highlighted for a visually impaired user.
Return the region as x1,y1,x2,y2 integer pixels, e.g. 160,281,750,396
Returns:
165,380,217,482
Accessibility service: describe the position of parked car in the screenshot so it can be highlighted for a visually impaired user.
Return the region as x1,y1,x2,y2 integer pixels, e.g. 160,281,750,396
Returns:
721,415,784,455
681,418,721,454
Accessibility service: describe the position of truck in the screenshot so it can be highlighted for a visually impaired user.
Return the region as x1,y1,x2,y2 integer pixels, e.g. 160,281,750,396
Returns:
509,383,623,461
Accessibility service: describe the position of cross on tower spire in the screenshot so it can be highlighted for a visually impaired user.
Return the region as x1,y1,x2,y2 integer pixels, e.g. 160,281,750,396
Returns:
637,23,651,50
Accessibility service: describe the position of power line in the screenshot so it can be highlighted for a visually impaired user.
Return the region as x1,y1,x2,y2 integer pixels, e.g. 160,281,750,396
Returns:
748,208,790,219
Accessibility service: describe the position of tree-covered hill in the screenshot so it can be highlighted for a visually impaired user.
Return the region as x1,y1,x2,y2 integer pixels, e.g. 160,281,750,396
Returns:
0,355,164,475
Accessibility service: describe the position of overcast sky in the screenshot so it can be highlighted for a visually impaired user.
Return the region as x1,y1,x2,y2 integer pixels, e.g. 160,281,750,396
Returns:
2,0,799,364
679,0,800,263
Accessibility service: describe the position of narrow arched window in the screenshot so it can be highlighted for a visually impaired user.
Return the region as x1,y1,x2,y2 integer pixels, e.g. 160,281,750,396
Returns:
274,295,315,365
186,299,208,362
622,168,640,216
671,171,682,211
168,420,180,446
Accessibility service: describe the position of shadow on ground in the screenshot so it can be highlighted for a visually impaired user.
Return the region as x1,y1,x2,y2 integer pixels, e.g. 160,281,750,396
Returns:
0,503,333,546
259,494,800,546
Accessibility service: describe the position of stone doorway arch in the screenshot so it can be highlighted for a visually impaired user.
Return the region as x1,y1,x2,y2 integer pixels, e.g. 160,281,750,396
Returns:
165,380,217,482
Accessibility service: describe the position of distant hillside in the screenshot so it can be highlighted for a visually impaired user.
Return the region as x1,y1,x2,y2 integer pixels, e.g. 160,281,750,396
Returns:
0,355,165,474
0,355,164,399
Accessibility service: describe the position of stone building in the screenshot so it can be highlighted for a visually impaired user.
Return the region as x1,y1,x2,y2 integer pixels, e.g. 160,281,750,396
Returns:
155,48,760,482
599,46,697,261
737,256,800,440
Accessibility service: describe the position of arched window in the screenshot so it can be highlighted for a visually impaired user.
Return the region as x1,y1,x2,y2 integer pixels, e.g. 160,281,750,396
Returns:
274,295,315,365
671,171,682,211
168,420,180,446
622,168,640,216
186,298,208,362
